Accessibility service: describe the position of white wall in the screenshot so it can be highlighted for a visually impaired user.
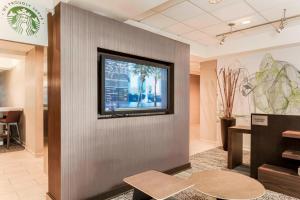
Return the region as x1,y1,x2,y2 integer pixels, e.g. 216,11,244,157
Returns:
217,44,300,149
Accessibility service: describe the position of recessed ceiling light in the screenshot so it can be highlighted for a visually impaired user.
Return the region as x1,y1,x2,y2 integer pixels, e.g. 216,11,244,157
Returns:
241,20,251,25
208,0,223,4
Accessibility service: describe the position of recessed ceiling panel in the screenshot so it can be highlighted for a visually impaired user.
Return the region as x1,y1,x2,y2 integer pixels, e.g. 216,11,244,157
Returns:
189,0,241,12
141,13,177,29
182,30,217,44
211,1,255,21
201,23,233,36
183,12,221,29
245,0,289,11
164,23,194,35
68,0,169,21
162,1,204,21
259,3,300,21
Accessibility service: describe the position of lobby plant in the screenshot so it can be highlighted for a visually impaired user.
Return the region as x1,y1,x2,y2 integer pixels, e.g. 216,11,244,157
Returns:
217,67,241,151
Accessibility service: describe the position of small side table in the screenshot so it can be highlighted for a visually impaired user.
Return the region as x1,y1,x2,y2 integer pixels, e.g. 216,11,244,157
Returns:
190,170,265,200
228,125,251,169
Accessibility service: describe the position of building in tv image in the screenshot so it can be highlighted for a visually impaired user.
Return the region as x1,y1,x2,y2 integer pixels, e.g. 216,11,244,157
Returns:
102,56,169,114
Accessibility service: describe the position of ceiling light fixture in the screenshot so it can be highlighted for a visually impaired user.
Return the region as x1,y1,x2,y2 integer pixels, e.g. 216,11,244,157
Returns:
208,0,223,4
276,9,287,33
241,20,251,25
219,23,235,45
219,35,226,45
216,9,300,38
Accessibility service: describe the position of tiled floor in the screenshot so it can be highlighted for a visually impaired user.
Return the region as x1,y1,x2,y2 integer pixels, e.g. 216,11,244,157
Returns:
189,124,218,156
0,150,48,200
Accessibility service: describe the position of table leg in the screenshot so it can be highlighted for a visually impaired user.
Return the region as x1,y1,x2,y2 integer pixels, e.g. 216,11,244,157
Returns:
228,130,243,169
132,189,152,200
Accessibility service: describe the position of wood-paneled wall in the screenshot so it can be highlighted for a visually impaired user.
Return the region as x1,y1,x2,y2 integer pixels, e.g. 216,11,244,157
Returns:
25,46,44,155
48,3,190,199
189,74,200,124
47,6,61,200
200,60,217,142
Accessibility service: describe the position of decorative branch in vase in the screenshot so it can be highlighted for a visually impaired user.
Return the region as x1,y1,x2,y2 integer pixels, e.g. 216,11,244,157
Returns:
217,67,241,151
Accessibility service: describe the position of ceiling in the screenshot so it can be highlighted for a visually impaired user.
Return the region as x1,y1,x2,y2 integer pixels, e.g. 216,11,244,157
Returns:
131,0,300,45
64,0,300,43
60,0,300,59
0,40,34,55
0,40,32,72
62,0,169,21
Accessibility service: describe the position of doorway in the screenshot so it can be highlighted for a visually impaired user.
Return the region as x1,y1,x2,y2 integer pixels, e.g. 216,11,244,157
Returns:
189,74,201,155
0,39,48,200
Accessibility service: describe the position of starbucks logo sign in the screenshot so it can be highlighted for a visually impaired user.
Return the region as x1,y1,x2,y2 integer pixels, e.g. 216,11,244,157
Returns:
1,1,45,36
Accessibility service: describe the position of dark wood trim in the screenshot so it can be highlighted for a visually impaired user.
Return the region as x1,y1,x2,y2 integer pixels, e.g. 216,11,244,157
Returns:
47,4,61,200
258,164,300,199
164,162,191,175
46,192,56,200
86,162,191,200
227,126,251,169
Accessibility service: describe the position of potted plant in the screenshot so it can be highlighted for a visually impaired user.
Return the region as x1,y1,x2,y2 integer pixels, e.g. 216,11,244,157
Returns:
217,67,241,151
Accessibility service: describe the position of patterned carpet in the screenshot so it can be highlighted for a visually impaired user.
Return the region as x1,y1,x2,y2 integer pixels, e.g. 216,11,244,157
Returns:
110,147,299,200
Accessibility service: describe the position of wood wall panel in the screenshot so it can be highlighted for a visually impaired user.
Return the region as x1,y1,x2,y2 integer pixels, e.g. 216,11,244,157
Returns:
199,60,217,142
189,74,200,124
59,3,190,199
47,6,61,200
25,46,44,155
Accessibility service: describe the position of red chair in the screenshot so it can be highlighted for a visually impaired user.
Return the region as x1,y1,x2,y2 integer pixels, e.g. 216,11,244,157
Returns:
0,111,22,148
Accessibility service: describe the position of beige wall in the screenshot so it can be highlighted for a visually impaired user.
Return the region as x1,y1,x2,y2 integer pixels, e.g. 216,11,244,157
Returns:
200,60,217,142
24,47,44,156
189,74,200,124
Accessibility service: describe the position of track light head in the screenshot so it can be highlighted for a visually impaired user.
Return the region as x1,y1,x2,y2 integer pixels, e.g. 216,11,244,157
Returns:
219,35,226,45
277,9,287,33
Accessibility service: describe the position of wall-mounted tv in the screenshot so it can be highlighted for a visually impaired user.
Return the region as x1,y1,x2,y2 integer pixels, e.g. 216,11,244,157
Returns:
98,48,174,117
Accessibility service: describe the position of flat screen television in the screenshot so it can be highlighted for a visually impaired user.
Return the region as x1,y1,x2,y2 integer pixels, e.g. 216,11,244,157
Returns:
98,48,174,116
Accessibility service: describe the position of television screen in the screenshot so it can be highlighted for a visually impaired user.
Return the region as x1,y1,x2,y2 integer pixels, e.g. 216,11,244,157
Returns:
99,50,172,115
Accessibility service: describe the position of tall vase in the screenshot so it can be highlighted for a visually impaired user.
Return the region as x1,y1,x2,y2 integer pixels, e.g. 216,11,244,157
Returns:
220,117,236,151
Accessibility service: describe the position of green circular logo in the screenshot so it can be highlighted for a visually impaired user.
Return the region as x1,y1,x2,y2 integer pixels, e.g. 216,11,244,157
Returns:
7,6,40,36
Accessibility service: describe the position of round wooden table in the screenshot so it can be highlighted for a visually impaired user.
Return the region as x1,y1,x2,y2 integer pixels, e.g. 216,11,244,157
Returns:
190,170,265,200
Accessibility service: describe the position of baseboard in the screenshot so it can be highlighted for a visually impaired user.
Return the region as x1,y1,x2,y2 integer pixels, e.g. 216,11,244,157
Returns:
25,146,44,157
198,138,218,145
87,162,191,200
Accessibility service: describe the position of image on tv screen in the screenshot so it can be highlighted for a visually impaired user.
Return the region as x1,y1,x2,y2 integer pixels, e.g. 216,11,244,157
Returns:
103,57,168,113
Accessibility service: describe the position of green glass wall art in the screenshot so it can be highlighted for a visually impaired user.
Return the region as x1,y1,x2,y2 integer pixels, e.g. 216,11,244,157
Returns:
241,54,300,114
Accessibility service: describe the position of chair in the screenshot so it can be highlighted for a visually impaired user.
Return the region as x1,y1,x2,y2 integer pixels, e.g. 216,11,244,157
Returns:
0,111,22,148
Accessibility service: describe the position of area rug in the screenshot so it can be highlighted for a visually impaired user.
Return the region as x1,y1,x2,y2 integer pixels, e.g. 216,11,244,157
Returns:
109,147,299,200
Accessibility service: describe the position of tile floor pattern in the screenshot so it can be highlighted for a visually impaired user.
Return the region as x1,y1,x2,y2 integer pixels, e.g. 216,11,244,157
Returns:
0,150,48,200
189,124,218,156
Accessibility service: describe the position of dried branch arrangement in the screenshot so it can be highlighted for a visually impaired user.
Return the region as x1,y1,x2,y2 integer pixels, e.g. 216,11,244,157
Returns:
217,67,241,119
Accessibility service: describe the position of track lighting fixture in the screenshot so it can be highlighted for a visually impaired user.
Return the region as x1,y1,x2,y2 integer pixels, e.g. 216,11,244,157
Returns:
219,23,235,45
276,9,287,33
216,9,300,38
